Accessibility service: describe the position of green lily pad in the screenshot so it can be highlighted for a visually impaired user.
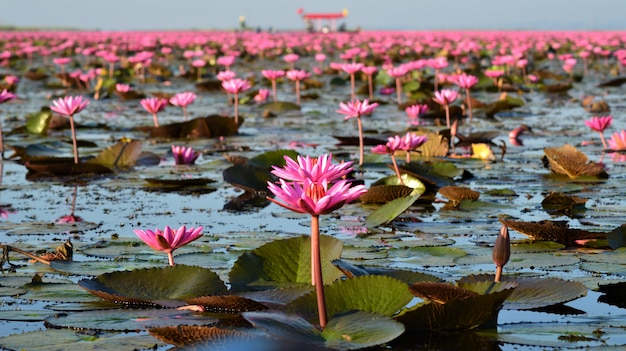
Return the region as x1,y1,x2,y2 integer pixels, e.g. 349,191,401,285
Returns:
87,140,142,170
243,310,405,350
365,191,423,228
0,310,58,322
25,110,52,135
0,329,166,351
21,282,102,303
259,101,301,114
0,286,27,297
78,265,227,307
50,260,163,276
223,163,273,193
44,308,210,332
247,149,300,169
229,235,343,291
393,246,467,267
332,259,443,284
287,275,413,321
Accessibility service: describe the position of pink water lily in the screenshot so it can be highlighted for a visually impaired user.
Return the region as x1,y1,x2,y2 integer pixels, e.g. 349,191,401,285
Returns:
222,78,251,125
371,135,406,183
453,73,479,132
50,95,90,164
261,69,285,102
170,92,197,121
342,63,364,101
405,104,429,126
585,115,612,149
140,97,168,128
134,225,203,266
386,65,408,105
267,153,365,329
433,89,459,128
172,145,200,165
270,154,354,183
254,89,269,103
608,130,626,151
286,69,310,105
337,99,379,166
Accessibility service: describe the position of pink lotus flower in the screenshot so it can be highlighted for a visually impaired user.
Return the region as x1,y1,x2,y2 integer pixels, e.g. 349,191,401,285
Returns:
222,78,251,125
57,214,83,224
585,115,612,149
433,89,459,128
50,95,90,164
608,130,626,151
336,99,379,120
134,225,203,266
286,70,310,105
172,145,200,165
342,63,364,101
140,97,168,128
270,154,354,184
254,89,270,103
217,55,235,68
401,132,428,151
371,135,406,183
170,92,197,121
217,70,236,81
261,70,285,102
454,73,479,89
115,83,131,93
4,75,19,85
283,53,299,65
386,65,408,105
405,104,428,125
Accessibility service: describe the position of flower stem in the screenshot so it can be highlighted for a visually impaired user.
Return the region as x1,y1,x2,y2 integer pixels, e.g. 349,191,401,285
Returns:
69,115,79,164
465,90,473,134
390,154,404,185
357,117,364,166
167,252,175,266
599,132,608,149
395,77,402,105
234,93,239,125
152,113,159,128
271,79,277,102
183,106,188,121
444,104,451,129
295,80,301,105
0,119,4,159
494,266,503,282
311,215,327,330
350,73,356,101
367,74,374,100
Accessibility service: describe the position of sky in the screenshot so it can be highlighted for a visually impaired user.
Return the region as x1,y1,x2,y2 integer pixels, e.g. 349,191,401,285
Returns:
1,0,625,31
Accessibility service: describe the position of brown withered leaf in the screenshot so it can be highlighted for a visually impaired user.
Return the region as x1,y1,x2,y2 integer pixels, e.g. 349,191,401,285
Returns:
149,325,258,347
439,186,480,206
360,185,414,204
224,154,249,164
541,192,587,213
184,295,268,313
500,218,607,246
597,77,626,88
409,282,479,304
544,144,608,179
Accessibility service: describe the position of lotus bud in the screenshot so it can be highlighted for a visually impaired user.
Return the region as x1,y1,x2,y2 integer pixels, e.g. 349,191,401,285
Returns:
493,224,510,282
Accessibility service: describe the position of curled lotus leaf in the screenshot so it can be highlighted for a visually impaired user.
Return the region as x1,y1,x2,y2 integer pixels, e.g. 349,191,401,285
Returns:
184,295,268,313
438,185,480,206
500,218,607,246
149,325,260,348
543,144,608,179
396,280,516,331
78,265,228,308
417,132,449,158
360,185,414,204
457,274,587,310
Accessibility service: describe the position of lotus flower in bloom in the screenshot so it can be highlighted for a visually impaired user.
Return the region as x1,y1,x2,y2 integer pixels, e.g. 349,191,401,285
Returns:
608,130,626,151
270,154,353,184
50,95,90,164
254,88,269,103
222,78,251,125
170,92,197,121
585,115,612,149
172,145,200,165
115,83,131,93
134,225,203,266
217,70,236,81
261,69,285,102
433,89,459,128
337,99,379,166
405,104,428,126
371,135,406,183
267,153,366,329
140,97,168,127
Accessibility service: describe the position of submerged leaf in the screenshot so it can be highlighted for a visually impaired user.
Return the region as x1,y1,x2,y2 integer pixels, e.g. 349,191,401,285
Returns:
500,218,607,246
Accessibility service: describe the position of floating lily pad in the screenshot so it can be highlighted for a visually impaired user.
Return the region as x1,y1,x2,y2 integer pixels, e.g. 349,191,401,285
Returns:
332,259,443,284
0,310,58,322
50,260,162,276
458,274,587,310
365,191,423,228
87,140,142,170
21,281,101,303
44,308,208,332
287,275,413,321
229,235,343,291
223,163,273,193
501,218,607,246
148,325,259,348
259,101,301,114
0,329,166,351
393,246,467,267
243,310,405,350
247,149,299,169
78,265,227,307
